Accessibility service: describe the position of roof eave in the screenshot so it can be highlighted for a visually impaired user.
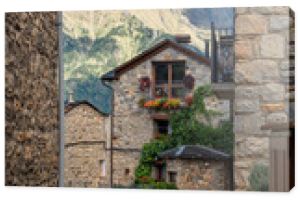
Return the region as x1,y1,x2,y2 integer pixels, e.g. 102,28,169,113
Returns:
103,39,210,81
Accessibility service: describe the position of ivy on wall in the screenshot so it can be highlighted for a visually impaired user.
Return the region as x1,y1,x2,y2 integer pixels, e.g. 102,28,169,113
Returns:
134,86,234,189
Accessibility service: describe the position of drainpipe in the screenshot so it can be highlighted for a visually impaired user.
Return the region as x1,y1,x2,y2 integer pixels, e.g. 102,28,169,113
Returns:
57,11,64,187
101,78,114,188
211,22,218,83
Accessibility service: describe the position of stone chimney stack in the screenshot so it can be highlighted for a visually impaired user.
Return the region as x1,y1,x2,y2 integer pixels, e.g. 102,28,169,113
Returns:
175,34,191,43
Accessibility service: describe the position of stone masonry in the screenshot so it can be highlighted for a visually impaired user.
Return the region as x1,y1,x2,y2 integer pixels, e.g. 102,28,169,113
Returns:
164,159,231,190
234,7,294,191
5,12,60,186
111,47,212,186
64,103,111,187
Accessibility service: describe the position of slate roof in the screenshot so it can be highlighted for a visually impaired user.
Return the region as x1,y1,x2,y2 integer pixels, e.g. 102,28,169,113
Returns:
64,100,109,116
158,145,230,160
101,39,210,81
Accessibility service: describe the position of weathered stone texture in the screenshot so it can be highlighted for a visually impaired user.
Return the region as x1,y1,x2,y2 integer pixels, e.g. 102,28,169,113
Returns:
64,104,111,187
234,7,293,191
65,104,109,145
236,15,268,35
204,96,231,125
64,144,111,188
113,114,154,149
112,151,140,186
5,12,59,133
164,159,231,190
269,16,290,31
5,131,59,186
260,34,285,58
235,60,279,84
5,12,59,186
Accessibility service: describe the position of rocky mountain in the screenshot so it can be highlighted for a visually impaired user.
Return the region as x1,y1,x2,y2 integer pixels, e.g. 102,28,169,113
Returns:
63,8,234,112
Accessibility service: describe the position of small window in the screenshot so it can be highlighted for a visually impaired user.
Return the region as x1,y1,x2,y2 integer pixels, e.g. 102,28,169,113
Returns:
154,120,171,137
100,160,106,177
168,171,177,183
125,168,130,176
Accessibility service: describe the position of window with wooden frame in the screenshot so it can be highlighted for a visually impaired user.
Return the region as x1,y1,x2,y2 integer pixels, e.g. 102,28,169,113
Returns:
152,61,186,98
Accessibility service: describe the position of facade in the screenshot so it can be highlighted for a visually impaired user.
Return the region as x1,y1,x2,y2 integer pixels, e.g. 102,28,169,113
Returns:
64,101,111,187
156,145,232,190
101,37,233,188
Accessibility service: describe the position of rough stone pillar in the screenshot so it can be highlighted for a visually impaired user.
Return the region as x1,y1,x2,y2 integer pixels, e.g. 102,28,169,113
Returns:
5,12,60,186
234,7,294,191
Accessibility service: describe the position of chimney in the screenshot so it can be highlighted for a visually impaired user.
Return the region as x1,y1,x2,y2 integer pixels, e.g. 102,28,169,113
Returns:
175,34,191,43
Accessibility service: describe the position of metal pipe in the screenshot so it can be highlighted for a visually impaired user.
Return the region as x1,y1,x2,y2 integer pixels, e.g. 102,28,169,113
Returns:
57,11,64,187
101,78,114,187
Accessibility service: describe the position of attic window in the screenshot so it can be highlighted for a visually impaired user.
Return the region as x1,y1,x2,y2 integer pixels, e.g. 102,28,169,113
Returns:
152,61,186,98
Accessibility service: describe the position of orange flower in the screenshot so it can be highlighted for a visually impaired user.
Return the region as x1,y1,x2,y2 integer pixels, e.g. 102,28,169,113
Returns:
144,98,181,109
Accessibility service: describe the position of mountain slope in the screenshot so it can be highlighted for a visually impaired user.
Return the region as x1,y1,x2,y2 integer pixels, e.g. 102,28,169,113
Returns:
62,9,234,112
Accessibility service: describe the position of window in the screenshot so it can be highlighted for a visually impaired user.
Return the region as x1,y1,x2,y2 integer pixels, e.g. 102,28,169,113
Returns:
168,171,177,183
125,168,130,176
154,119,171,137
152,61,186,98
99,160,106,177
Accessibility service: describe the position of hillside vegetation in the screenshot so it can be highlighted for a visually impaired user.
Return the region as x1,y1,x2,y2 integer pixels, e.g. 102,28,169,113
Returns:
63,9,233,112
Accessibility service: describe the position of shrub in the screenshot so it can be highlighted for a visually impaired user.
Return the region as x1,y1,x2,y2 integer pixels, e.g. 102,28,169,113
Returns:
248,163,269,191
135,136,172,181
135,181,177,189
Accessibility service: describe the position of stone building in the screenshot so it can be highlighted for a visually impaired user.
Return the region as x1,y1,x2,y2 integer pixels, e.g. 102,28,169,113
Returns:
156,145,232,190
64,101,111,187
101,36,233,189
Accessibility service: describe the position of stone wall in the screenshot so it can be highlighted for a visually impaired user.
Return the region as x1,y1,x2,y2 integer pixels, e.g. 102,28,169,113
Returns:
112,150,141,187
65,104,110,145
64,144,111,187
234,7,293,191
64,104,111,187
165,159,231,190
204,96,231,127
112,47,211,149
5,12,59,186
111,46,210,186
